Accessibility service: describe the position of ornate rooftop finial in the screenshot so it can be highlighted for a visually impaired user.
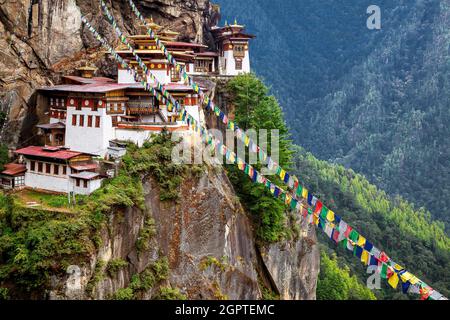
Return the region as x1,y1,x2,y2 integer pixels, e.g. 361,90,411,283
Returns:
234,18,238,25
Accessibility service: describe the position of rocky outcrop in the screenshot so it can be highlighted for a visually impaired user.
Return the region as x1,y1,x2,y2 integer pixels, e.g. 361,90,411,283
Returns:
47,166,319,300
0,0,216,147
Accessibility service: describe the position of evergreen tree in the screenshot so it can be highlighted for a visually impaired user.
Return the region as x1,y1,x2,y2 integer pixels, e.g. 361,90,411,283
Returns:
226,73,292,243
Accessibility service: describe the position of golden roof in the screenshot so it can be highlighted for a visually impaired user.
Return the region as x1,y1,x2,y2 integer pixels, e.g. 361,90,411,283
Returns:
77,65,97,71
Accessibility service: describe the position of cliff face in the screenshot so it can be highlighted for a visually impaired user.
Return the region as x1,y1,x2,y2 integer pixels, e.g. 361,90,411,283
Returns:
0,0,215,147
47,166,319,300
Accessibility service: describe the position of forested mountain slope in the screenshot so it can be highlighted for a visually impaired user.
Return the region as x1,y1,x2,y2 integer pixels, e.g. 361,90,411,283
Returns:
216,0,450,230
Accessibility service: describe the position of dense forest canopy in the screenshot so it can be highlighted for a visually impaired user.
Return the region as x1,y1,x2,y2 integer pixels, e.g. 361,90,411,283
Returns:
216,0,450,231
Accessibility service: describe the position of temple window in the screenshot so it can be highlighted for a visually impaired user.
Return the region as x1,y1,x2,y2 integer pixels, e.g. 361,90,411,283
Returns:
233,44,245,58
15,176,25,186
72,115,77,126
45,163,51,174
95,116,101,128
38,162,43,173
194,60,211,73
235,59,243,70
171,66,181,82
54,165,59,175
88,115,93,127
30,161,36,171
79,115,85,127
62,166,67,175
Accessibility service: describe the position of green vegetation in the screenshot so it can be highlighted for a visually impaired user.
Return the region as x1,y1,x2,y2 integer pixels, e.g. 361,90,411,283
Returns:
107,258,128,277
0,287,9,300
16,190,71,209
86,260,106,294
0,144,8,171
130,257,169,293
153,287,187,300
317,250,376,300
199,256,228,272
136,216,156,253
110,287,134,300
122,130,195,201
292,146,450,298
226,74,293,243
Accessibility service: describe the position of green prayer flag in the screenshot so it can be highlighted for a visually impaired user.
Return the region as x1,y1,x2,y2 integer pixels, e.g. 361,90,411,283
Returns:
320,207,328,220
296,185,303,197
381,263,388,279
349,230,359,242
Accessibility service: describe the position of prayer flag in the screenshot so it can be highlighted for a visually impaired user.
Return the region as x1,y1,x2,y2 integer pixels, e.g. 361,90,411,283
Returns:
402,281,411,294
357,235,366,247
326,210,335,222
364,241,373,252
354,246,363,259
388,272,399,289
369,255,379,266
302,188,308,199
361,250,369,265
380,263,388,279
349,230,359,243
307,193,313,206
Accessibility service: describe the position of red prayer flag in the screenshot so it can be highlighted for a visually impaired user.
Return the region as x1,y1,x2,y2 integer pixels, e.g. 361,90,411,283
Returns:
344,226,352,238
302,208,308,218
380,252,389,263
332,230,340,243
314,201,323,214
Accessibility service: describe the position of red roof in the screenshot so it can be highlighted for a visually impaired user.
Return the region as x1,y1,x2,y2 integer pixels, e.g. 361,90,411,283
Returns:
62,76,115,85
39,83,132,93
70,163,99,171
1,163,26,176
15,146,84,160
196,52,219,57
36,122,66,130
165,41,207,48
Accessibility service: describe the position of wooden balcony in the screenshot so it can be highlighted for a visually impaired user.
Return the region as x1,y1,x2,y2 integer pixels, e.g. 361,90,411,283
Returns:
127,106,159,115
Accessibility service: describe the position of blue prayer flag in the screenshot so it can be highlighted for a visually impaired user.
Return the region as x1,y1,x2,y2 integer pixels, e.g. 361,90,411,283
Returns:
307,193,313,206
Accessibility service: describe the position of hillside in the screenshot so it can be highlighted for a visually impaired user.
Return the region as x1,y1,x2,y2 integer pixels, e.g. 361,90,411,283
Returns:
216,0,450,231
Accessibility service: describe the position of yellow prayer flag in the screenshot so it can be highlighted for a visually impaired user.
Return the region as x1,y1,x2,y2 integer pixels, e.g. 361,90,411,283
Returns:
313,214,319,226
357,235,366,247
400,271,413,283
393,264,403,271
326,210,335,222
280,169,286,180
409,276,419,285
244,136,250,146
388,273,399,289
361,250,369,265
302,188,308,199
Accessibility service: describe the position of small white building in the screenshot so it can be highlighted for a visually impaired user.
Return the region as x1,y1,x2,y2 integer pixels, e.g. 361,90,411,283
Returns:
211,22,255,76
15,145,104,195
